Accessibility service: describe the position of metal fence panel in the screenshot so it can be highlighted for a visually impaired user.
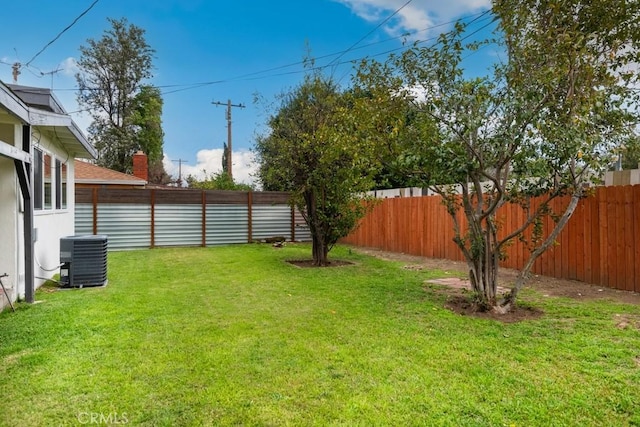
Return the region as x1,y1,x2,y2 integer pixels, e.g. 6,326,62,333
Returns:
96,204,152,250
206,204,249,245
252,205,291,240
155,204,202,247
75,191,310,250
75,204,94,235
294,210,311,241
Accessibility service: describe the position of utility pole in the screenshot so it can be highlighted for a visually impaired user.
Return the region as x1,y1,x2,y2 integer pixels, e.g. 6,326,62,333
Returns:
172,159,188,187
212,99,245,180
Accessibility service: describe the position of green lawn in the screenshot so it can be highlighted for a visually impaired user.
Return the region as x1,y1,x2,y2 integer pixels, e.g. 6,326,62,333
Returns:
1,244,639,426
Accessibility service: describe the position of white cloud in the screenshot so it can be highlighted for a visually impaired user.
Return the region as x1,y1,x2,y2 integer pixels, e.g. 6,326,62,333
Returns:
335,0,490,38
59,57,78,76
163,149,258,187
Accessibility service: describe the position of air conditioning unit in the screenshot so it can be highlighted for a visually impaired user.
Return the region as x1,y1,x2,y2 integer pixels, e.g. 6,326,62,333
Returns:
60,235,108,287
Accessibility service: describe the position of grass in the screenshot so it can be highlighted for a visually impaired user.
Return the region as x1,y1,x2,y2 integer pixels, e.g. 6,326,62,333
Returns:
1,243,639,426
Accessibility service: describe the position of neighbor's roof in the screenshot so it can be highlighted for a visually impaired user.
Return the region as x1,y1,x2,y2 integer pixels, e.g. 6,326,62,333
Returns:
5,83,96,159
75,161,147,186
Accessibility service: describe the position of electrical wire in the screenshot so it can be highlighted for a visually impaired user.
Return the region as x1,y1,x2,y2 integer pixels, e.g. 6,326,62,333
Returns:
25,0,100,67
34,241,64,272
327,0,413,68
12,9,493,100
150,12,497,95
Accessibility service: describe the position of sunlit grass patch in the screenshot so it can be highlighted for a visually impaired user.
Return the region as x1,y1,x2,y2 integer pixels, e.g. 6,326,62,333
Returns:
1,243,639,426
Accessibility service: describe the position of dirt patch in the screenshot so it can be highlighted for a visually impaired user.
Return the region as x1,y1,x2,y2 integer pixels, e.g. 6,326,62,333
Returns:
444,295,544,323
1,349,33,373
613,314,640,330
354,247,640,306
287,259,354,268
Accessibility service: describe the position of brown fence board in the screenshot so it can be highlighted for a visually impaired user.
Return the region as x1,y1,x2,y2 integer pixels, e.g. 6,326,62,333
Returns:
624,187,635,291
590,191,601,285
204,190,249,204
583,196,593,283
344,185,640,292
252,191,291,205
75,188,94,204
552,197,562,280
154,189,203,204
568,200,580,280
599,188,610,287
615,187,623,290
540,203,552,278
633,185,640,292
98,188,153,204
577,198,585,281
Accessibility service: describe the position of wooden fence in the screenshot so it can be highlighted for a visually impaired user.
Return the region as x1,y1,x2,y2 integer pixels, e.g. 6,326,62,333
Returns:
342,185,640,293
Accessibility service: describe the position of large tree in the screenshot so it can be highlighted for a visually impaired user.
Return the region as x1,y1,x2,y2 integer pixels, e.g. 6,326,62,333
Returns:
255,73,388,266
131,85,167,183
186,170,253,191
356,0,640,312
76,17,165,175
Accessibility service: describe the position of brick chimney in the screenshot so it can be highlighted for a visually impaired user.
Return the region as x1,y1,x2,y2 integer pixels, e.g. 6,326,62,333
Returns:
132,151,148,182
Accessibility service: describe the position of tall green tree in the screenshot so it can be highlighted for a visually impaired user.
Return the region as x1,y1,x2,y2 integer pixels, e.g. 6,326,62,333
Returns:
76,17,163,174
186,170,253,191
613,136,640,170
131,85,167,183
356,1,640,312
255,73,384,266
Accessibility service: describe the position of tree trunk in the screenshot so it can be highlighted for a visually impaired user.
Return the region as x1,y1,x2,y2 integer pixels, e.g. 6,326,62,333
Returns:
467,239,500,310
304,189,330,266
311,233,329,266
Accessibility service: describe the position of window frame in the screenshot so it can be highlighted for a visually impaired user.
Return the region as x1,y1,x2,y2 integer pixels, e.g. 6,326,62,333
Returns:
33,148,43,210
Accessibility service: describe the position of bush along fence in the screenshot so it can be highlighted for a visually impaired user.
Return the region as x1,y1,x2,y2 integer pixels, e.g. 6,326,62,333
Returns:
75,188,311,251
342,184,640,293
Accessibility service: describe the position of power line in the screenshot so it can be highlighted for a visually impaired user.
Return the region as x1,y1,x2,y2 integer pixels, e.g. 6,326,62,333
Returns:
160,12,494,95
25,0,100,67
328,0,413,68
15,10,494,96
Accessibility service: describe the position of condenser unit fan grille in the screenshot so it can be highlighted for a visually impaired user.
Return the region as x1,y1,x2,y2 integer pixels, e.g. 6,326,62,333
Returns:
60,235,108,287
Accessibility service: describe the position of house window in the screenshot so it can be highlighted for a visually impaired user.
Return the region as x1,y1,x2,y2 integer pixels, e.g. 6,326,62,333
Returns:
34,149,43,210
55,159,67,209
44,153,52,209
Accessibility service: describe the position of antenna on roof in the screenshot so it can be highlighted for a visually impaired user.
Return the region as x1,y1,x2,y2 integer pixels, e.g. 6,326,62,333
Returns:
12,62,20,83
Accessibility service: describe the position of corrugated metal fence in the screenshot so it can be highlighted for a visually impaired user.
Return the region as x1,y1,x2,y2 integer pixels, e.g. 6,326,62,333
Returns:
75,188,311,250
343,185,640,293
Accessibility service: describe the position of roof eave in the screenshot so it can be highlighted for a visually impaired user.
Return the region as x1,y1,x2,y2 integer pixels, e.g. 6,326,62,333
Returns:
29,108,97,159
0,81,29,123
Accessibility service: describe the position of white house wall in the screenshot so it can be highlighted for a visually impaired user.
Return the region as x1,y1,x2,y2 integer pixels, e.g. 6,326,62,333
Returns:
0,121,20,305
0,156,18,305
0,83,92,310
32,131,76,289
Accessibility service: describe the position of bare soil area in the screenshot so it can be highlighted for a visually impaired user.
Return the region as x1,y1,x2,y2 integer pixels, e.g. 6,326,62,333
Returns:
354,247,640,322
287,259,354,268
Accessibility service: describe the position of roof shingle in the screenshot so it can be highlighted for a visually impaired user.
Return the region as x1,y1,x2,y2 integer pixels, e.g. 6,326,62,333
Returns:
75,161,146,186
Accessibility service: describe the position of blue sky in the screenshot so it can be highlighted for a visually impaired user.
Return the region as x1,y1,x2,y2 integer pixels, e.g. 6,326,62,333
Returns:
0,0,493,185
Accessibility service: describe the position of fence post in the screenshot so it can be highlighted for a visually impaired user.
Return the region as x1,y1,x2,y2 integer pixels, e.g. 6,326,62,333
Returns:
247,191,253,243
202,190,207,247
150,189,155,249
291,205,296,242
